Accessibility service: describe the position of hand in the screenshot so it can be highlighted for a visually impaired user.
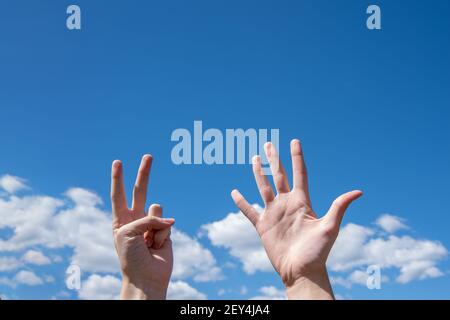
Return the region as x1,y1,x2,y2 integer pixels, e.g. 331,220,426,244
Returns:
231,140,362,300
111,155,175,300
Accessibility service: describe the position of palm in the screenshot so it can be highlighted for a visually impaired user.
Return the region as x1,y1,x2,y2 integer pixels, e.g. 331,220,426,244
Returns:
232,140,362,287
113,207,173,286
257,192,334,286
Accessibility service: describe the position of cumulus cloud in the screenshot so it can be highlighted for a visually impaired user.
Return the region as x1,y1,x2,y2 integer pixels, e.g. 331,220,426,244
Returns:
217,286,248,297
328,224,374,271
0,277,16,287
396,260,444,284
0,257,22,272
172,229,222,282
14,270,44,286
0,174,223,300
78,277,208,300
0,189,118,273
332,270,389,289
376,214,408,233
0,175,28,194
22,250,51,265
0,177,222,278
250,286,286,300
329,224,448,283
79,274,121,300
167,281,207,300
204,206,448,286
201,205,272,274
330,276,352,289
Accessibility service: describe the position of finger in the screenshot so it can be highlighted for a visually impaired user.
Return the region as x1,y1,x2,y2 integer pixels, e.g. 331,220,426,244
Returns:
122,216,175,237
290,139,311,204
132,154,153,213
264,142,290,194
144,204,162,246
153,227,171,249
148,203,162,218
252,155,275,204
324,190,363,227
157,237,173,252
231,189,260,226
145,231,154,248
111,160,128,218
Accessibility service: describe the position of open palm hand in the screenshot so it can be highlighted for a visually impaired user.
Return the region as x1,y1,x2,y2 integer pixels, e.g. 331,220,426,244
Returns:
232,140,362,299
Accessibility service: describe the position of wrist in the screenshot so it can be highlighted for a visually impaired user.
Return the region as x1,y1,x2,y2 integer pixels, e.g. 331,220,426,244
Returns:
285,266,334,300
120,275,168,300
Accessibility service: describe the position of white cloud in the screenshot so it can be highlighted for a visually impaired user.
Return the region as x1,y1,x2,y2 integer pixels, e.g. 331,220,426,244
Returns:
201,205,272,274
328,223,374,271
216,286,248,297
329,224,448,284
167,281,207,300
0,277,16,287
0,175,28,194
0,195,64,251
376,214,408,233
330,276,352,289
0,257,22,272
22,250,51,265
0,188,119,273
0,177,222,281
79,274,121,300
0,174,223,301
332,270,389,289
396,260,444,284
79,277,208,300
172,229,222,282
65,188,103,207
240,286,248,295
347,270,371,286
250,286,286,300
203,205,448,286
14,270,44,286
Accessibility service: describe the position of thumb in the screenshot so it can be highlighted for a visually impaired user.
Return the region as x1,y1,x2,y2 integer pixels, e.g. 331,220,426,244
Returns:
123,216,175,237
324,190,363,228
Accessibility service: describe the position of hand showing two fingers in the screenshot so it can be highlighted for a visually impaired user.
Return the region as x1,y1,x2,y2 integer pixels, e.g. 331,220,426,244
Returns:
111,155,174,300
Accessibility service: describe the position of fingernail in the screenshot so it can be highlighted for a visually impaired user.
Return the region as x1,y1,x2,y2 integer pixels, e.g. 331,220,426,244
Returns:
142,154,152,161
112,160,122,168
252,155,260,165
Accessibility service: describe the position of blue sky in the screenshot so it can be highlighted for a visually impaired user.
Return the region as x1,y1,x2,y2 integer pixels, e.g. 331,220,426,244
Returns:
1,0,450,300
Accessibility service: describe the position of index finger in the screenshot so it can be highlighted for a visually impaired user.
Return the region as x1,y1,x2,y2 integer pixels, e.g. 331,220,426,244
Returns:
111,160,128,216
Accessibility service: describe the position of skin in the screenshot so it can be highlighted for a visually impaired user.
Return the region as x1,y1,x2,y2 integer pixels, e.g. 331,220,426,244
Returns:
111,155,174,300
231,139,362,300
